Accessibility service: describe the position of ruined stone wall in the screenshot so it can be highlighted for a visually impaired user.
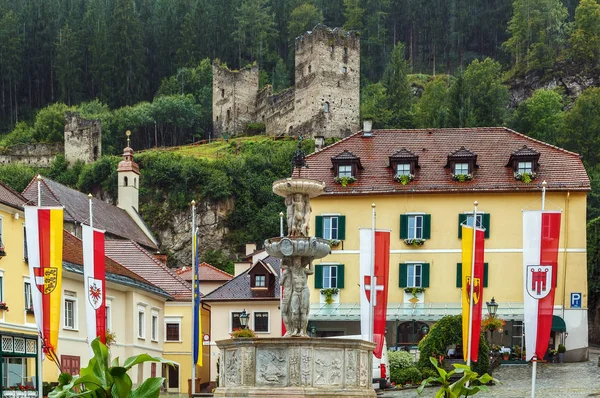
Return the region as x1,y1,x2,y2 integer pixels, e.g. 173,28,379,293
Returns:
64,111,102,164
255,86,296,136
0,142,63,166
292,25,360,139
212,62,259,137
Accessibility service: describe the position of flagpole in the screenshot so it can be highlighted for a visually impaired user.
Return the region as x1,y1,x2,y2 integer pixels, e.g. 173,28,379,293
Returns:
36,175,42,398
530,181,547,398
88,194,93,228
466,201,478,368
369,203,376,343
190,200,196,396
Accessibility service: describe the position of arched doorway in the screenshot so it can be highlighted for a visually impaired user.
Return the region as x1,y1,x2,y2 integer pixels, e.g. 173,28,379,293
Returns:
397,321,429,349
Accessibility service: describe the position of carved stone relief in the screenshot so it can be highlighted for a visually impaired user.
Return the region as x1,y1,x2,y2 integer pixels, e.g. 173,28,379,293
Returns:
345,349,358,386
288,348,300,386
255,348,289,387
359,351,369,387
219,351,225,387
243,347,255,386
300,347,312,386
313,349,343,386
225,349,241,386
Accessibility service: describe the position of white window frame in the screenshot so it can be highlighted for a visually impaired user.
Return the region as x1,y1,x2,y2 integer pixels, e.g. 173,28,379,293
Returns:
464,212,484,229
164,316,182,342
137,305,146,339
151,310,159,342
253,311,270,334
322,265,338,288
323,216,339,240
105,298,113,331
396,163,411,177
255,275,266,287
230,311,244,332
63,293,78,330
518,161,533,174
407,215,424,239
454,163,469,175
24,280,33,311
406,263,423,288
337,165,352,178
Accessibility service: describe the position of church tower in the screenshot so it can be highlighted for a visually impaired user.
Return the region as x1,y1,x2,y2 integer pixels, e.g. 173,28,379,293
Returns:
117,131,140,212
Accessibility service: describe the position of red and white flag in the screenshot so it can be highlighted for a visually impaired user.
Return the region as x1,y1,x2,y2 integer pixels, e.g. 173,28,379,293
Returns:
83,224,106,345
523,211,561,361
360,229,390,358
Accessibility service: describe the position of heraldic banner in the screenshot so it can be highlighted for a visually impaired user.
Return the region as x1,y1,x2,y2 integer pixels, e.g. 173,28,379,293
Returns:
25,206,63,364
192,232,202,366
523,211,561,361
461,224,485,362
83,224,106,345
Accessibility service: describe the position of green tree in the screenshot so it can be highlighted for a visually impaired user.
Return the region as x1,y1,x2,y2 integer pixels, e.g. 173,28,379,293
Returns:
201,249,235,274
503,0,569,71
415,77,450,128
33,103,71,143
568,0,600,68
448,69,474,128
511,88,564,144
232,0,277,67
381,42,413,127
272,57,291,93
342,0,365,31
288,3,323,40
0,10,23,126
561,87,600,168
360,82,392,127
55,23,83,105
463,58,509,126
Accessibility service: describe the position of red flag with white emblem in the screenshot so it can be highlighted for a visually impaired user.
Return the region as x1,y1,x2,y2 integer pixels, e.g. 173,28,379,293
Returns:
83,224,106,345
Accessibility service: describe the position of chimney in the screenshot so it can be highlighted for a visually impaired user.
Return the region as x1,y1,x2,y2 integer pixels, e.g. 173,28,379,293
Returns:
362,120,373,137
245,243,257,256
315,136,325,152
154,252,167,264
234,261,252,277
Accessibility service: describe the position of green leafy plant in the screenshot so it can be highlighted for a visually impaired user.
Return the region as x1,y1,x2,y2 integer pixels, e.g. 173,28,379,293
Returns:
394,173,415,185
417,357,497,397
404,238,425,246
514,171,536,183
328,239,341,248
404,287,426,295
481,314,506,332
388,350,415,372
320,287,340,304
451,173,473,182
391,366,422,385
230,328,256,338
333,176,356,187
558,344,566,353
49,338,174,398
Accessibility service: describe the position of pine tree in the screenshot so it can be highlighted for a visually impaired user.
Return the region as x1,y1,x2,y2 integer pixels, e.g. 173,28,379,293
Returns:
381,42,413,127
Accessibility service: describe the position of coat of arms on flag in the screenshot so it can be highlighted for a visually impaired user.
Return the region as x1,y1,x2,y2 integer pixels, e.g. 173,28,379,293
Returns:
34,267,59,294
526,264,552,299
87,278,104,310
465,276,481,305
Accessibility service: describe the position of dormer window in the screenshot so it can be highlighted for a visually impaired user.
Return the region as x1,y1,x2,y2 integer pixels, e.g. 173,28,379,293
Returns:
446,146,477,182
507,145,540,183
389,148,418,185
331,150,362,186
255,275,266,287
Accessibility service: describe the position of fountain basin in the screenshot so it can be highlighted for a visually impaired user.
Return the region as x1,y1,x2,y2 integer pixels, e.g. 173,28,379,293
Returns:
264,237,330,260
272,178,326,198
214,337,376,398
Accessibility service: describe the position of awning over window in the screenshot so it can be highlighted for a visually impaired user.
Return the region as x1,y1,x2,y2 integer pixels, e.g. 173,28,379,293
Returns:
551,315,567,332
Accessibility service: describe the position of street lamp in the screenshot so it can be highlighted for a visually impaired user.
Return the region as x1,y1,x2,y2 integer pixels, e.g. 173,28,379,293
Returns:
239,309,249,329
421,324,429,334
486,297,498,318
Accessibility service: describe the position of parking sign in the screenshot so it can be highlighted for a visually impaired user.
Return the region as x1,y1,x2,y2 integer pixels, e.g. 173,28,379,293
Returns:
571,292,582,308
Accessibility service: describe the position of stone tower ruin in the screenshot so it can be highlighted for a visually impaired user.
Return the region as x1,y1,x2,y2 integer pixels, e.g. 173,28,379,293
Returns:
64,111,102,164
212,25,360,139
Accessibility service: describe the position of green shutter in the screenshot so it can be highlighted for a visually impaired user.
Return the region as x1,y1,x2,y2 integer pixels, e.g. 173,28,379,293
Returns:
483,213,490,239
315,216,323,238
456,263,462,287
399,263,408,287
400,215,408,239
338,216,346,240
336,264,345,288
458,214,468,238
421,263,430,287
423,214,431,239
483,263,489,287
314,265,323,289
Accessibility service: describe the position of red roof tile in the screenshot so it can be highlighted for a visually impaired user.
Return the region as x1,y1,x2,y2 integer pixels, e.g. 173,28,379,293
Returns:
177,262,233,282
105,240,192,301
298,128,590,194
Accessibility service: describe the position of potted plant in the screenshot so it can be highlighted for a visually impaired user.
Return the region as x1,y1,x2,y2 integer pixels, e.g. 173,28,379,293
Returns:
394,173,415,185
0,302,9,311
557,344,566,363
548,348,558,363
320,288,339,304
512,345,522,360
333,176,356,187
514,171,536,183
502,351,510,361
229,328,256,339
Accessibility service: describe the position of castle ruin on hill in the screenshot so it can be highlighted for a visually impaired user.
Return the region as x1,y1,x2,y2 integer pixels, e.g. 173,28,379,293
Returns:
212,25,360,139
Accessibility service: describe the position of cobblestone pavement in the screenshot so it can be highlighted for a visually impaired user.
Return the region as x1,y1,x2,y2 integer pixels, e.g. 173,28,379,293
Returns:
381,349,600,398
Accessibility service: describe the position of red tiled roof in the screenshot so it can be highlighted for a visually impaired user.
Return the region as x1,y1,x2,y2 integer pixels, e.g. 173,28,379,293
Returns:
62,231,168,297
22,176,158,250
0,180,28,210
177,262,233,282
105,240,192,300
299,128,590,194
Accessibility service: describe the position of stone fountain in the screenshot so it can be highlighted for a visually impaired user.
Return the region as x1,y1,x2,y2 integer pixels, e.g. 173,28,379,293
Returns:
214,140,376,398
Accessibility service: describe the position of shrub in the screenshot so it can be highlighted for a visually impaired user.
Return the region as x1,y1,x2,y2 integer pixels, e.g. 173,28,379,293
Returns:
244,122,266,136
388,350,414,372
558,344,566,353
391,366,422,385
420,367,438,380
230,328,256,338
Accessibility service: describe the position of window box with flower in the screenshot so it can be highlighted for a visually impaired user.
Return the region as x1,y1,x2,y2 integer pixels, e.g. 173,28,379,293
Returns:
451,173,473,182
2,388,16,398
403,238,425,246
320,288,339,304
394,173,415,185
333,176,356,187
25,307,34,315
0,302,9,311
514,171,536,183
